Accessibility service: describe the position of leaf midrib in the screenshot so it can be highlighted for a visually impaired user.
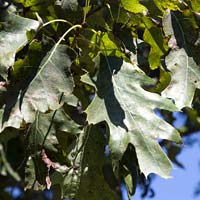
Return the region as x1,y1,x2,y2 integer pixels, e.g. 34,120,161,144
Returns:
106,58,167,176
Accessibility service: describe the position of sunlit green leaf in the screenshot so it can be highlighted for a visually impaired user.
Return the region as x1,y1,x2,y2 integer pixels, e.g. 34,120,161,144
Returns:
142,17,168,69
121,0,147,13
17,0,47,7
154,0,181,12
189,0,200,12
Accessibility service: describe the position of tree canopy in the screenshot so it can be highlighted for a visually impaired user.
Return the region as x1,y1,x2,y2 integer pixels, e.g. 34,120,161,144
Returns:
0,0,200,199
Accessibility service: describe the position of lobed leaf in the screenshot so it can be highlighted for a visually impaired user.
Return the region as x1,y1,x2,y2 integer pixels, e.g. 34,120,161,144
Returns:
162,10,200,109
162,48,200,109
86,56,181,178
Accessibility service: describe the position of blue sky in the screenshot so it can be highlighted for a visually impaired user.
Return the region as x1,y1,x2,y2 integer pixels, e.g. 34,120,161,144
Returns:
122,133,200,200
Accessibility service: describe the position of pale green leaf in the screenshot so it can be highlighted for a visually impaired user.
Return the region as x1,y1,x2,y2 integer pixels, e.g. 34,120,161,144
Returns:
0,11,39,79
0,44,74,130
162,10,199,50
21,44,74,123
162,11,200,108
86,56,181,178
0,100,24,131
80,73,96,89
56,0,79,11
162,48,200,109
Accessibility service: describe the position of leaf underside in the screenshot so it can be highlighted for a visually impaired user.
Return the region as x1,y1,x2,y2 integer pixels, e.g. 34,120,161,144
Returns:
162,11,200,109
162,48,200,109
0,11,39,79
86,55,181,178
0,44,74,130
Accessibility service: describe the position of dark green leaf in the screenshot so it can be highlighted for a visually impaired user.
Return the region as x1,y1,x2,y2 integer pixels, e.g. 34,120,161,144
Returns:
75,125,118,200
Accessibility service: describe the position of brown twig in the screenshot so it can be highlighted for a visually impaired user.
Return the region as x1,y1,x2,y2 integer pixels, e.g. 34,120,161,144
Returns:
41,149,58,189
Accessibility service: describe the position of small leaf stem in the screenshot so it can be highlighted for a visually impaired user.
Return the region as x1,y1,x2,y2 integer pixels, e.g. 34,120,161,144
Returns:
41,92,64,148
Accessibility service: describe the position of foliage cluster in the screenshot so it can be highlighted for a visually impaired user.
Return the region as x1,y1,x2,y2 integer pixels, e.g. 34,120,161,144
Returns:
0,0,200,199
